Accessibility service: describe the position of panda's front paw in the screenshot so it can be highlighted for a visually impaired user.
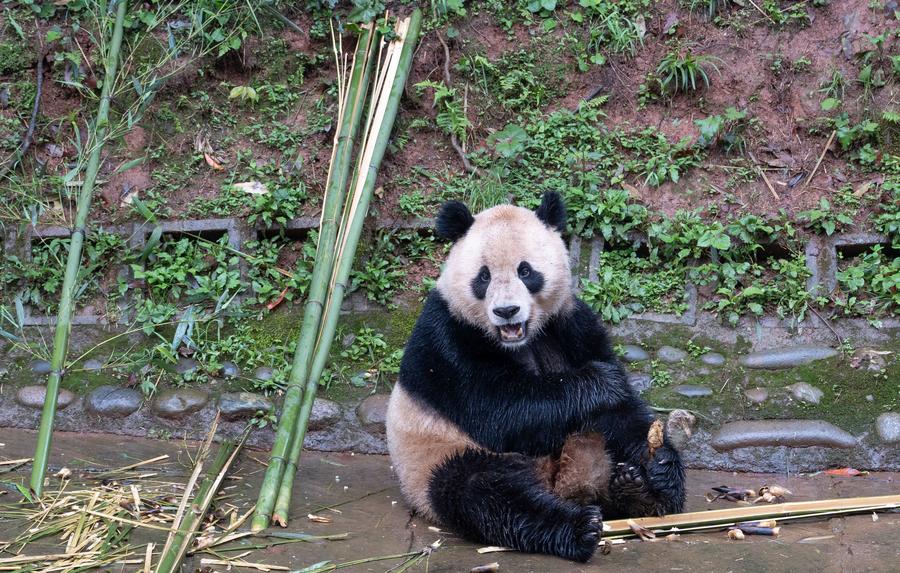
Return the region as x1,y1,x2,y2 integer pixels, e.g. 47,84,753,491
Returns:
610,463,650,498
563,505,602,563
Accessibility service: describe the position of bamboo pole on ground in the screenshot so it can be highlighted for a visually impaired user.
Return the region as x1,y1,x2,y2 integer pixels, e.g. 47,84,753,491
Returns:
29,0,129,496
154,429,247,573
604,494,900,538
250,25,377,532
270,10,423,526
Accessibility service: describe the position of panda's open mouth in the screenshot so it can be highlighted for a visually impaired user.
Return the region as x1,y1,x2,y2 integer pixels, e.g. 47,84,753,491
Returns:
498,321,527,343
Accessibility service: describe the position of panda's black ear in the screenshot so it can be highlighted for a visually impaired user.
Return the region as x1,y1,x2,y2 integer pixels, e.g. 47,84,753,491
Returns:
435,200,475,242
535,192,566,233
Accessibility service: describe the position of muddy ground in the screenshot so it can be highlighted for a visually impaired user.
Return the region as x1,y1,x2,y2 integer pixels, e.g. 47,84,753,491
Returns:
1,428,899,573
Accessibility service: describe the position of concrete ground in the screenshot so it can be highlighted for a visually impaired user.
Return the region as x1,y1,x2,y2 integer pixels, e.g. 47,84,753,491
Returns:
1,428,898,573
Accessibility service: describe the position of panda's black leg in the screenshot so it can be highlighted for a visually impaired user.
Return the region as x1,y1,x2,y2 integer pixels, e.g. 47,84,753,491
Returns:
429,449,602,562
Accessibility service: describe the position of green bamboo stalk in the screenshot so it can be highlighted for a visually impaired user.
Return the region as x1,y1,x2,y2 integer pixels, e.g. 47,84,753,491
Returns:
154,438,243,573
250,26,376,533
29,0,129,496
271,9,423,526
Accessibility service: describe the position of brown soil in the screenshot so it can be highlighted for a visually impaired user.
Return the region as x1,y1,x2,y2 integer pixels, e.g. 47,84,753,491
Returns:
1,1,895,234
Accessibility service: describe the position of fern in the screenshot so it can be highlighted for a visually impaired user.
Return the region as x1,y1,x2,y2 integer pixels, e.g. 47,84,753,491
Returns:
415,80,471,141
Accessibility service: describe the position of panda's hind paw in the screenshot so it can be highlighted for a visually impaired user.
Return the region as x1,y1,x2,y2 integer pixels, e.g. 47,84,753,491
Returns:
564,505,602,563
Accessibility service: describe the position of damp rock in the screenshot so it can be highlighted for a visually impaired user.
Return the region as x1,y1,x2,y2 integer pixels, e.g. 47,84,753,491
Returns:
700,352,725,366
30,359,52,375
621,345,650,363
16,385,75,410
673,384,712,397
356,394,390,434
657,346,688,364
218,392,273,421
666,409,696,450
83,359,103,372
711,420,857,451
86,385,143,418
627,372,652,394
253,367,274,382
740,346,837,369
174,358,199,375
220,361,240,379
151,388,209,419
876,413,900,444
309,399,342,431
744,388,769,404
787,382,824,405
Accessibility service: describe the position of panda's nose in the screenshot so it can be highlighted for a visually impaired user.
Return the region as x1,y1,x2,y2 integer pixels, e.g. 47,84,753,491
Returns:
492,305,520,320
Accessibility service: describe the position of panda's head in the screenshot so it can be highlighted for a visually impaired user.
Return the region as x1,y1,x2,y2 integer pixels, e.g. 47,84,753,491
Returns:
435,192,572,349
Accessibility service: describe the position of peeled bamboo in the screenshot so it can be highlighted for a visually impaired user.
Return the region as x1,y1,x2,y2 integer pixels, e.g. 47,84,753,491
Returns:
271,10,423,526
250,24,377,532
29,0,129,496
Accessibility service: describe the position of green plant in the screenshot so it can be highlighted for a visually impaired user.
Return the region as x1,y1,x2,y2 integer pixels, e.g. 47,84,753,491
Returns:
414,80,471,142
565,187,648,241
834,245,899,322
818,67,847,100
702,253,813,325
458,49,564,111
797,198,855,236
9,231,125,313
695,107,752,154
649,360,673,386
351,232,408,308
245,233,317,306
655,50,721,95
580,249,688,323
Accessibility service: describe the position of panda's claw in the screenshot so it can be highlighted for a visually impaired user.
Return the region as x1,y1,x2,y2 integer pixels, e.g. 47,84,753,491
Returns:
565,505,603,562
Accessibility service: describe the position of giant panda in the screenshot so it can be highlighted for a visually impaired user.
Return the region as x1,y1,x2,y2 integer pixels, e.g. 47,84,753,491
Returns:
386,192,685,562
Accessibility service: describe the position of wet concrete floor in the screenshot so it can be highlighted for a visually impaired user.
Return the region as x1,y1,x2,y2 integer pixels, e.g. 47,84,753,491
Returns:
1,428,898,572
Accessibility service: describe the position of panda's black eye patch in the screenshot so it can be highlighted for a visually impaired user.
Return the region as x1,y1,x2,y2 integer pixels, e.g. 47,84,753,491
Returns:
471,265,490,299
518,261,544,293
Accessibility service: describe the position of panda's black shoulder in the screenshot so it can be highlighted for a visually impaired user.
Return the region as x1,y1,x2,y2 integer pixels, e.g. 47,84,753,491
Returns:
544,298,617,364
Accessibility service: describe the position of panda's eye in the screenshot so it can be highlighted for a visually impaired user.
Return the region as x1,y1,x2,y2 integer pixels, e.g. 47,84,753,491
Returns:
479,268,491,282
518,262,531,278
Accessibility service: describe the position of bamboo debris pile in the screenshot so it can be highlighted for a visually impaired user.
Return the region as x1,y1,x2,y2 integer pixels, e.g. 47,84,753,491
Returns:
252,9,423,532
0,423,268,573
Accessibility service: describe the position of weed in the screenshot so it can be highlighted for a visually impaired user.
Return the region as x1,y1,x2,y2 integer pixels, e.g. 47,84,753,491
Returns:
415,80,471,142
351,232,407,308
7,231,125,314
797,198,855,236
834,245,899,322
245,233,317,306
649,360,673,386
656,49,721,95
701,252,813,325
695,107,752,154
580,249,688,323
818,68,847,101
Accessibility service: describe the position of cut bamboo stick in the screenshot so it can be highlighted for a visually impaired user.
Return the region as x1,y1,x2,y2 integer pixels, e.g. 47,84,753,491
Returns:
271,11,422,526
250,24,377,533
604,494,900,537
29,0,129,497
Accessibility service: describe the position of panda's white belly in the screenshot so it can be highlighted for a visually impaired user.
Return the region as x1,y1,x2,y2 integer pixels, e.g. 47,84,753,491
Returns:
386,383,478,520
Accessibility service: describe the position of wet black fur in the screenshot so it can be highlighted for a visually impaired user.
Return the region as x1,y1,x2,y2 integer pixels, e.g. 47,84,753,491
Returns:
401,292,685,561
